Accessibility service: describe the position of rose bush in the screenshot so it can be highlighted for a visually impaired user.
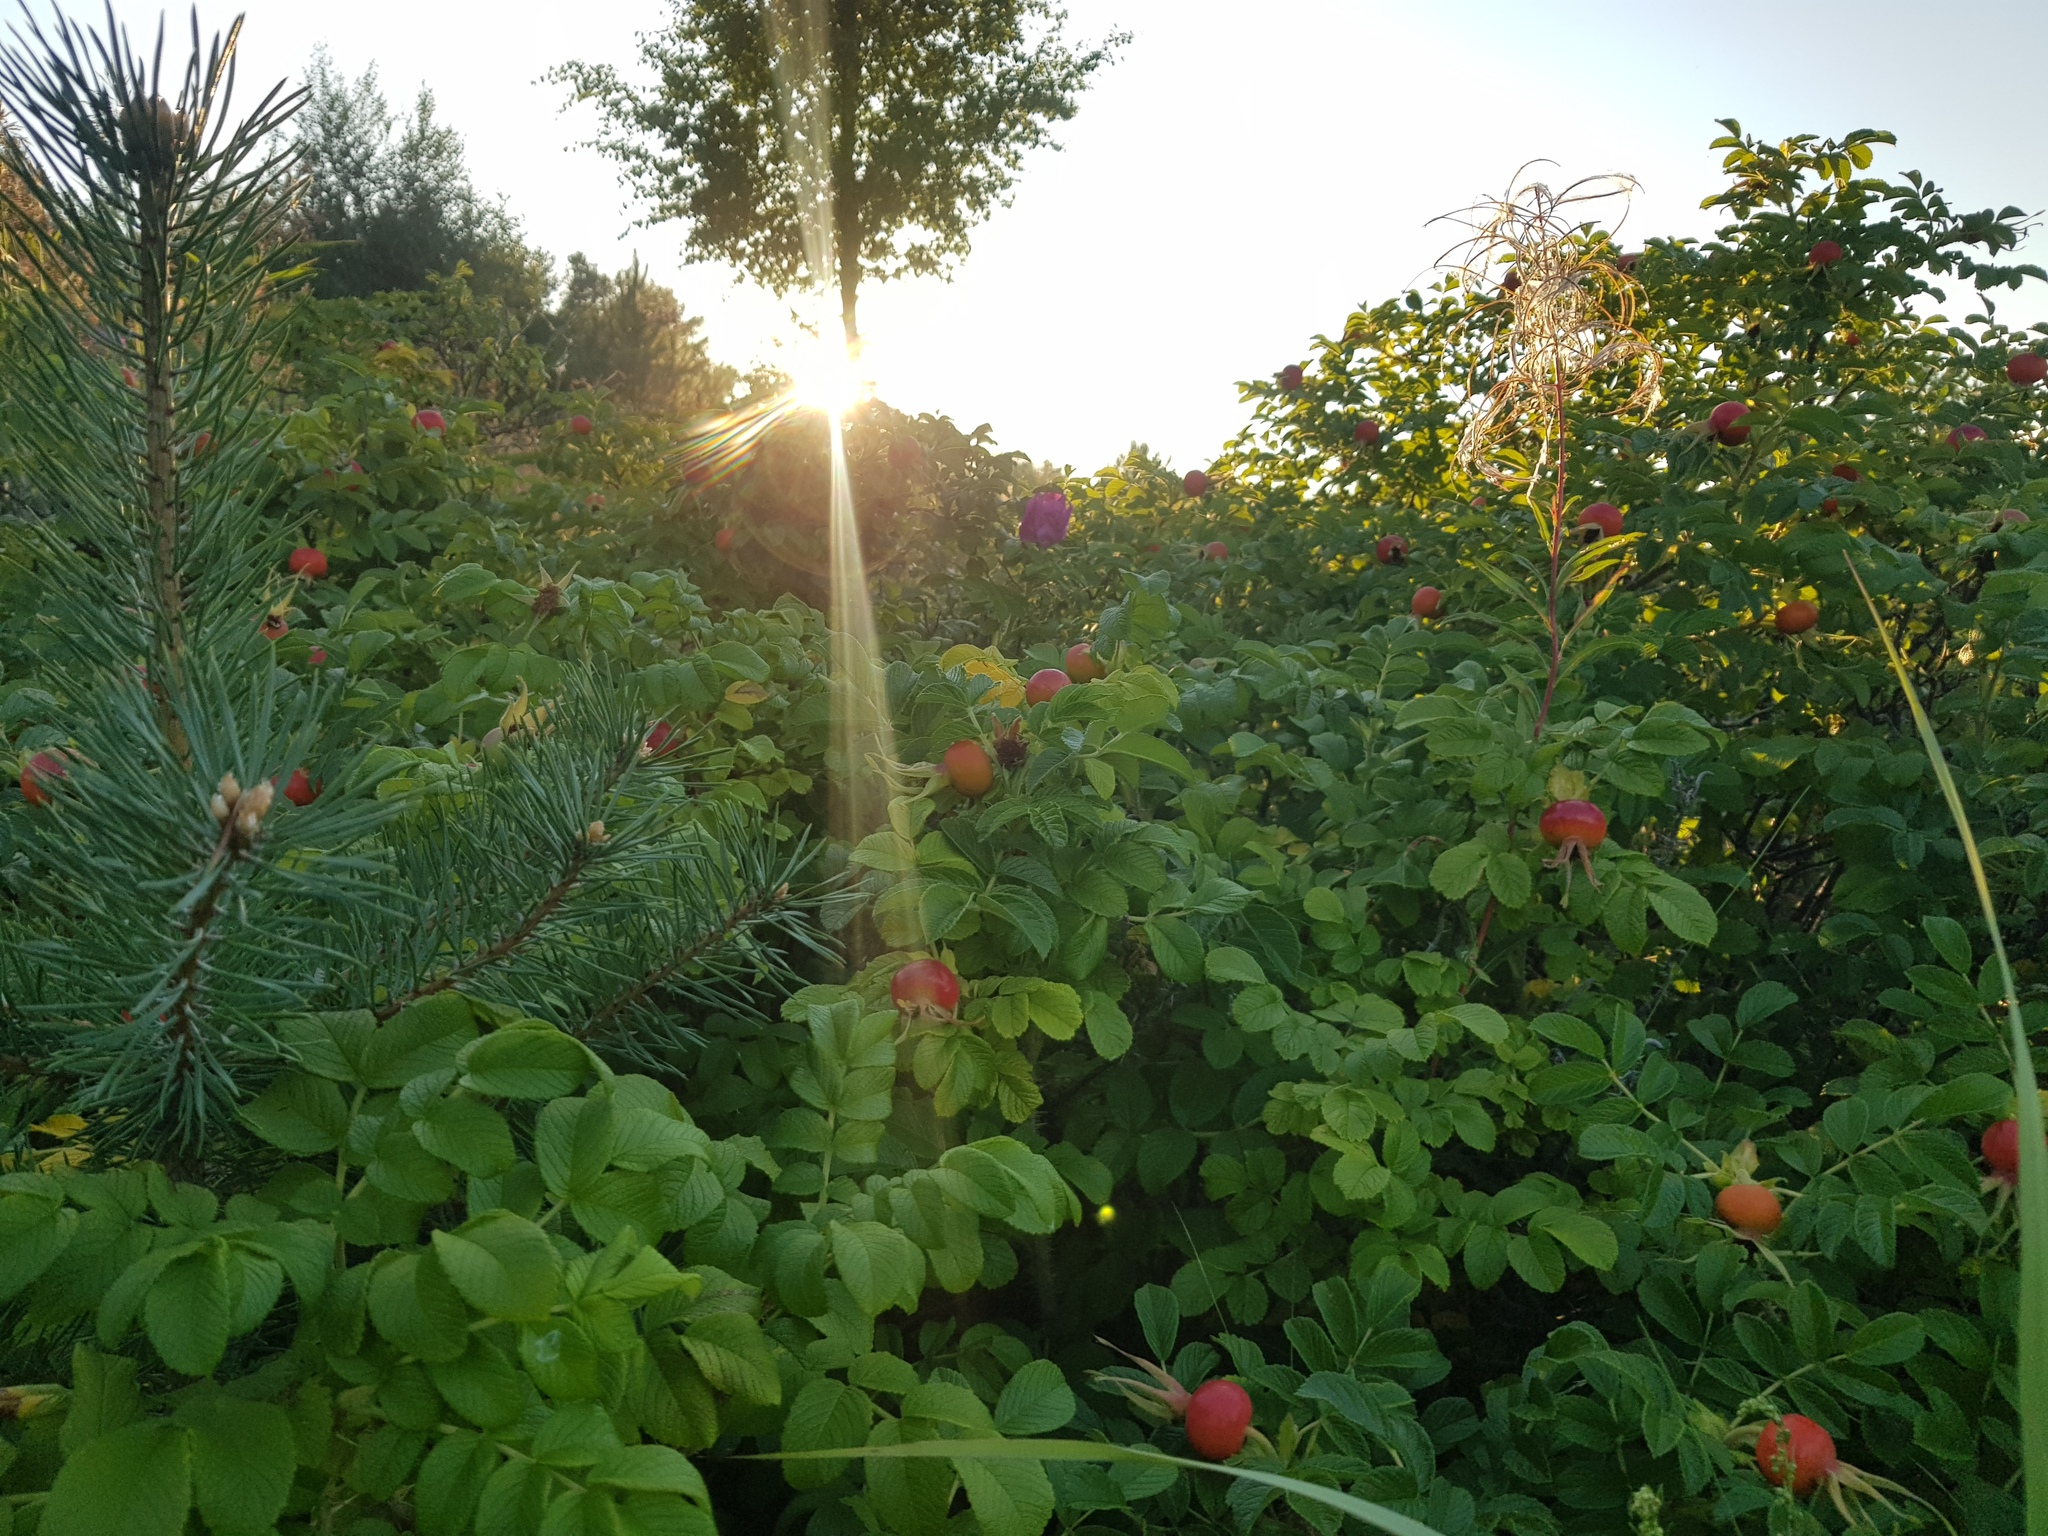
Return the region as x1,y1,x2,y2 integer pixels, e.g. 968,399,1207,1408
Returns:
4,117,2047,1536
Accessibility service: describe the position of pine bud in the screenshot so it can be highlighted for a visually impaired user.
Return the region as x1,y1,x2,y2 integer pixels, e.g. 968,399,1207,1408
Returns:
585,820,608,845
210,792,231,823
217,772,242,807
234,805,263,841
241,782,275,819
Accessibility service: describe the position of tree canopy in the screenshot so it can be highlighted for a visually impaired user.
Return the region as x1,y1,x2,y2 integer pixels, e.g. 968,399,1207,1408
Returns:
294,47,552,316
553,0,1124,346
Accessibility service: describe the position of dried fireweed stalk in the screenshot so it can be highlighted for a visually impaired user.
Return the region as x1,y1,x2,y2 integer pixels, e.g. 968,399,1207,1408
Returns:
1439,170,1662,510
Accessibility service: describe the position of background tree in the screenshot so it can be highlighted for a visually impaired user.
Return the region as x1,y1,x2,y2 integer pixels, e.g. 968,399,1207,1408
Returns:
552,0,1125,348
549,252,741,417
294,46,552,318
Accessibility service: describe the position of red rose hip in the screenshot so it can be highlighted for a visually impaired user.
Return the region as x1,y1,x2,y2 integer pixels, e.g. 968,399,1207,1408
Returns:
1411,586,1441,618
1024,668,1071,706
1064,643,1106,682
1202,541,1229,560
1948,423,1987,448
569,413,592,434
1806,239,1844,268
283,768,320,807
1278,364,1303,391
891,958,961,1016
1577,503,1623,540
1183,469,1209,497
19,750,67,806
1775,600,1819,635
1983,1117,2028,1185
1354,418,1381,445
288,547,328,579
1755,1414,1837,1496
1716,1182,1783,1237
943,740,995,797
1374,534,1408,565
1183,1380,1254,1461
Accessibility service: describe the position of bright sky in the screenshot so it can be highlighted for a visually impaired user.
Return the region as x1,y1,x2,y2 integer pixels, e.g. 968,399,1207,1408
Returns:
55,1,2048,473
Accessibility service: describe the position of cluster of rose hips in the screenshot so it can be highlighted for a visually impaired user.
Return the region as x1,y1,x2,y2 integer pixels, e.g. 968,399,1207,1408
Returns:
935,643,1111,798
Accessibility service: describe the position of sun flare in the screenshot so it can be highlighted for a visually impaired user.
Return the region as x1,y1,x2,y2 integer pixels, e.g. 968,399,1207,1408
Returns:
790,335,868,416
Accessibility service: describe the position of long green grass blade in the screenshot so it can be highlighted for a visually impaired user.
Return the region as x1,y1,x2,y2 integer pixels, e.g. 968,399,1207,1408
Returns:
1849,555,2048,1532
757,1437,1448,1536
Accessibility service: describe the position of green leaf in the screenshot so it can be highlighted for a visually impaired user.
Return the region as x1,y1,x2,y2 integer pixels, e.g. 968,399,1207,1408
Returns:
1923,913,1972,973
1082,991,1133,1060
415,1431,498,1536
1135,1285,1179,1364
1025,981,1083,1041
588,1443,714,1501
1146,916,1205,982
368,1251,471,1363
146,1242,231,1376
533,1401,622,1467
42,1420,192,1536
1647,877,1717,945
431,1211,562,1321
1204,946,1264,984
427,1339,527,1430
0,1193,75,1301
957,1454,1057,1536
458,1023,592,1098
1845,1314,1926,1366
781,1378,874,1488
829,1219,925,1317
361,993,477,1089
1485,851,1532,907
60,1346,140,1457
1429,838,1490,899
681,1311,781,1405
239,1071,351,1153
994,1359,1076,1436
1912,1073,2011,1123
412,1094,517,1177
180,1396,295,1536
1440,1002,1508,1044
1530,1210,1618,1270
1101,732,1196,780
1737,980,1797,1028
1577,1124,1659,1161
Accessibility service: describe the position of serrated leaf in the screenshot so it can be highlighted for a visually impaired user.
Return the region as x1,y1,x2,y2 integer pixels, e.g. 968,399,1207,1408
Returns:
431,1212,561,1321
1647,877,1717,945
42,1420,191,1536
180,1396,295,1536
1428,838,1490,899
995,1359,1076,1436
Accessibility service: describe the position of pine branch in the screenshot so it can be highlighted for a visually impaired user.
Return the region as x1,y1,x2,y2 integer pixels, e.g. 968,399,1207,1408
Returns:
372,840,597,1021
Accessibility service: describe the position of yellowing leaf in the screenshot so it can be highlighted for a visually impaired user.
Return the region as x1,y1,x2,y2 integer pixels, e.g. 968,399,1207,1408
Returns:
938,645,1024,707
724,680,771,706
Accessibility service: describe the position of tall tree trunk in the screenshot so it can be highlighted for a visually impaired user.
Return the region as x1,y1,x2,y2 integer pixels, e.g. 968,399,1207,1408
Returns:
830,0,862,352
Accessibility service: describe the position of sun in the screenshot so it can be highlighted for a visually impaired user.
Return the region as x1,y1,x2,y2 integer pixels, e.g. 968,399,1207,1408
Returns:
790,335,868,416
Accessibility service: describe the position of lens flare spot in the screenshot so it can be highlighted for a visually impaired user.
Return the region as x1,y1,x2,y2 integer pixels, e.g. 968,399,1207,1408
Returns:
1096,1204,1117,1225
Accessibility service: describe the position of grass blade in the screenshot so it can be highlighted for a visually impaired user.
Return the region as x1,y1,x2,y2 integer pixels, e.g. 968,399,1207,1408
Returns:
756,1437,1448,1536
1849,555,2048,1532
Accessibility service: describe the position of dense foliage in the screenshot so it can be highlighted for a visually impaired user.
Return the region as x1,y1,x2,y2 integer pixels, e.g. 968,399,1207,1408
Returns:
0,19,2043,1536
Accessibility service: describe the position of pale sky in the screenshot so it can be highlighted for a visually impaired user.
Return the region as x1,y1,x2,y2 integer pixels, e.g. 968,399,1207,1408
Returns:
50,1,2048,472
